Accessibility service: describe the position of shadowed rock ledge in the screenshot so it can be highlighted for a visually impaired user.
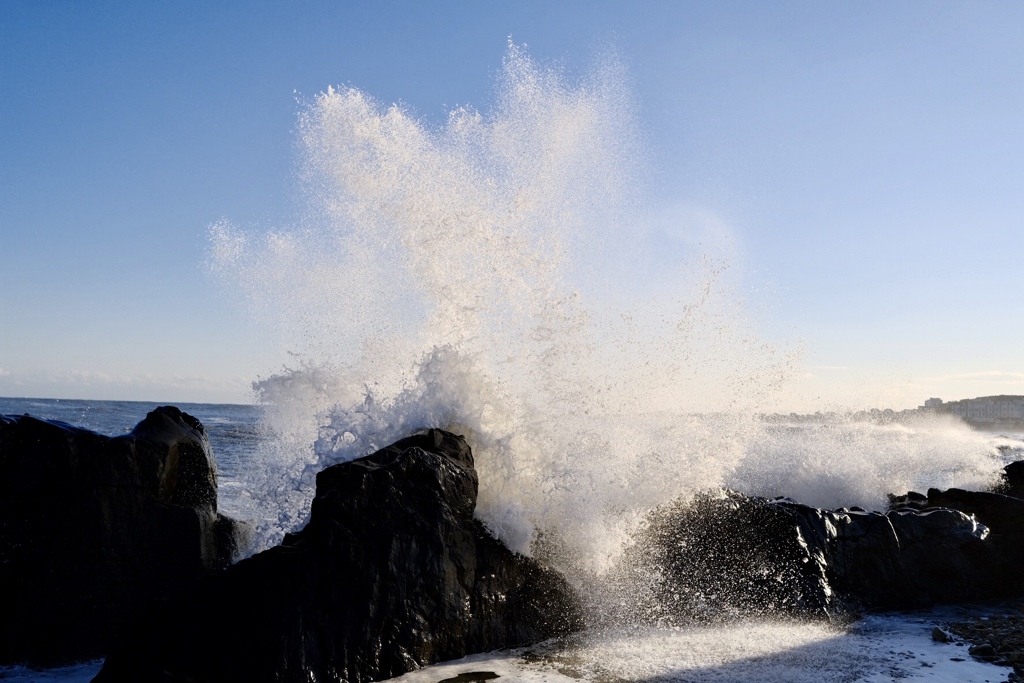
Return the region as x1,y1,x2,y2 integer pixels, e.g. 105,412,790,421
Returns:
95,428,583,683
0,406,249,667
609,475,1024,625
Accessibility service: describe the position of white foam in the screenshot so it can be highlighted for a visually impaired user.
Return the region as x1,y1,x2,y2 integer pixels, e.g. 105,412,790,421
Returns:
1,613,1011,682
388,613,1009,683
731,415,1005,511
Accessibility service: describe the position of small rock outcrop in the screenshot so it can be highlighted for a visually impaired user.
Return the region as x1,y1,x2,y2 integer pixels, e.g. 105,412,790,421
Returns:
794,498,1005,608
996,460,1024,500
618,486,1016,622
925,487,1024,541
95,429,582,683
611,491,839,624
0,407,248,667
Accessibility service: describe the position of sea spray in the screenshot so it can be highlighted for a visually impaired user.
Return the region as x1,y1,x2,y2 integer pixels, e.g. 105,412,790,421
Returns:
210,44,1006,581
732,413,1005,510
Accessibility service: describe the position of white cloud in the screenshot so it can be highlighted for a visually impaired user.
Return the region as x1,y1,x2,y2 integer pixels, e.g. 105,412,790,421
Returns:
924,370,1024,383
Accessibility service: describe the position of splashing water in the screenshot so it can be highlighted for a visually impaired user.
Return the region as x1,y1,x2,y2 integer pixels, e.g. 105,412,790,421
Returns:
211,44,1005,574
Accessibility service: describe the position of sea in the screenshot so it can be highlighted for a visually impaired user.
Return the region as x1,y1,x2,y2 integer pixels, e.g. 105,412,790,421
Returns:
4,42,1023,683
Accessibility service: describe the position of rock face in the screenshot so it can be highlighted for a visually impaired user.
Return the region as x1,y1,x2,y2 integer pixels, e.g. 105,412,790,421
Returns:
612,491,839,624
997,460,1024,500
797,497,1006,608
925,487,1024,539
0,407,247,667
619,487,1016,621
95,429,582,683
892,486,1024,582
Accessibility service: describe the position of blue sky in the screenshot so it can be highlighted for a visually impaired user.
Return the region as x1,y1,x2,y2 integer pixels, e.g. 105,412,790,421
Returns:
1,1,1022,408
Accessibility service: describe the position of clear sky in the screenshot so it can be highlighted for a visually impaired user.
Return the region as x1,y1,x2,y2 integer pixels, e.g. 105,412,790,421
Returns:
2,1,1022,408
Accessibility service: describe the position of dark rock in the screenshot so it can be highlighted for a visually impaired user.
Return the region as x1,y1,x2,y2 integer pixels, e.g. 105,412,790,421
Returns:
95,428,582,683
0,407,249,667
991,460,1024,500
437,673,501,683
940,603,1024,677
619,486,1018,620
969,642,997,658
927,488,1024,547
819,504,1004,608
792,497,1020,609
610,490,841,623
1007,460,1024,482
887,490,928,511
932,627,951,642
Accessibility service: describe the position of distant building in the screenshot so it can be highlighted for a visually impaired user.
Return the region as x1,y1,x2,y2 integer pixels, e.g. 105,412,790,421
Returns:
936,395,1024,424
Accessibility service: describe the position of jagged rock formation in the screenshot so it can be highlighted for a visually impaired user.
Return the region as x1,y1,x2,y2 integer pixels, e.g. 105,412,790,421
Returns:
95,429,582,683
616,485,1017,623
997,460,1024,500
799,497,1004,608
610,490,839,624
891,485,1024,586
0,406,248,667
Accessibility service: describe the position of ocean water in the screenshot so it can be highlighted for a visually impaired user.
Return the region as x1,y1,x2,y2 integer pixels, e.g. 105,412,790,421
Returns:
5,43,1024,682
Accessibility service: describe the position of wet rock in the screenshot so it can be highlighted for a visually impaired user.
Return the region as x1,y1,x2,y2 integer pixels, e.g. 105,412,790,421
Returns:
820,504,1004,608
927,488,1024,541
887,490,928,511
0,407,248,667
998,461,1024,500
612,490,842,623
932,627,951,642
437,673,501,683
95,429,582,683
968,642,997,659
621,487,1016,620
942,608,1024,677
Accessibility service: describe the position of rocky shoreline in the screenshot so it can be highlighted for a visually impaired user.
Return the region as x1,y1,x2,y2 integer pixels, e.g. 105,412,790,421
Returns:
932,599,1024,681
94,428,581,683
4,407,1024,681
0,407,250,667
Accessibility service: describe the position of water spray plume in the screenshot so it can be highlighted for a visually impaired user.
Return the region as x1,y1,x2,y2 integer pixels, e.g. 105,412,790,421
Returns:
211,44,1005,577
